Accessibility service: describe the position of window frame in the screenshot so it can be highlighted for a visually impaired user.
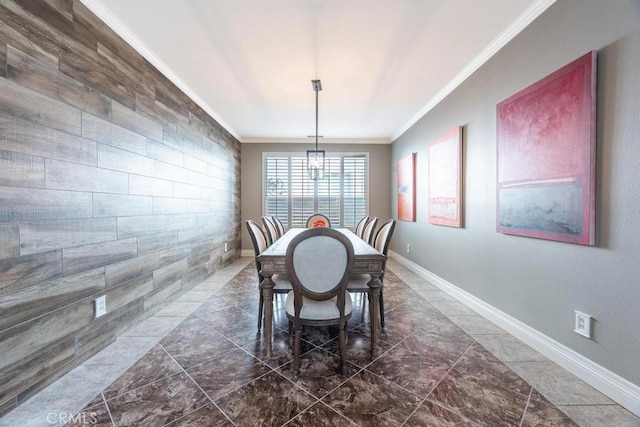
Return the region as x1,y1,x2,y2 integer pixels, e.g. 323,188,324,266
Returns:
262,151,370,228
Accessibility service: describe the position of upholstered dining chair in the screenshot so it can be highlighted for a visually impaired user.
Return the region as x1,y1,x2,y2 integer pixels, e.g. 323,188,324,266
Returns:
354,216,370,238
361,216,378,245
246,220,291,330
305,213,331,228
285,227,354,375
262,216,280,245
272,216,286,237
347,218,396,327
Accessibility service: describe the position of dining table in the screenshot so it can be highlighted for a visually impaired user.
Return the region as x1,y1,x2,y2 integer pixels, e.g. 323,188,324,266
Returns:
257,227,386,358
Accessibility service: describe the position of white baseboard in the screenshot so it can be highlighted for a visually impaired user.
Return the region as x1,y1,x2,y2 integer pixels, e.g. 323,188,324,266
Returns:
389,250,640,417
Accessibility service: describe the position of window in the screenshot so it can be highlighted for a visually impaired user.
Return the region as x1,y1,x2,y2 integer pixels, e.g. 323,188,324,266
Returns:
264,153,368,228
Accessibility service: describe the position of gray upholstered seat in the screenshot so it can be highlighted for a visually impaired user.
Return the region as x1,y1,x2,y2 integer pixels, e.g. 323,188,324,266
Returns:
285,227,354,374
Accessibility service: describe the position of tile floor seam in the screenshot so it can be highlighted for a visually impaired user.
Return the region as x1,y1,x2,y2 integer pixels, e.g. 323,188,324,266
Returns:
159,343,273,424
359,365,425,403
519,386,535,427
303,363,366,401
423,340,475,401
399,394,429,426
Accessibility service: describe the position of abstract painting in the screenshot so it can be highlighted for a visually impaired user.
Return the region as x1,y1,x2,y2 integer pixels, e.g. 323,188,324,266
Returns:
397,153,416,222
496,51,597,245
428,126,463,227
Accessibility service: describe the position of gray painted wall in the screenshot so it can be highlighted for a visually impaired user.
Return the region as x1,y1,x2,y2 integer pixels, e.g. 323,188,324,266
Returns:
390,0,640,385
241,143,391,250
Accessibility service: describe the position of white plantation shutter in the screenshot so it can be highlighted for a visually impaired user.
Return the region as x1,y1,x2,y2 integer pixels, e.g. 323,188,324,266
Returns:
316,157,341,226
290,157,315,227
264,157,289,226
342,155,367,227
264,153,368,228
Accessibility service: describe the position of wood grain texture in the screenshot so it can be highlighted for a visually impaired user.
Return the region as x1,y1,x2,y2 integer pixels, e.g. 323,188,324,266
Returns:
0,223,20,259
112,100,162,141
0,78,82,135
59,45,137,110
117,215,167,239
0,0,240,412
0,35,6,79
0,298,94,370
19,218,118,255
7,46,111,120
0,114,96,166
0,5,59,66
0,186,93,222
62,237,137,276
129,174,174,197
137,231,178,255
97,143,156,177
92,193,153,217
0,267,105,331
45,159,128,193
81,111,148,156
153,258,188,289
106,274,153,313
146,138,184,167
105,252,160,288
0,250,62,295
135,91,180,132
0,335,75,407
0,149,44,188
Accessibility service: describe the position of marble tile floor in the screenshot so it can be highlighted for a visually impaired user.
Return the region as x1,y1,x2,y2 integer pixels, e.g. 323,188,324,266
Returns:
1,257,638,427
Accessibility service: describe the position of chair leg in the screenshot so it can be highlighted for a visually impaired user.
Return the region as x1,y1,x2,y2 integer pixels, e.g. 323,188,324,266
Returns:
339,324,346,375
288,320,293,344
293,325,302,375
379,289,385,328
257,293,264,331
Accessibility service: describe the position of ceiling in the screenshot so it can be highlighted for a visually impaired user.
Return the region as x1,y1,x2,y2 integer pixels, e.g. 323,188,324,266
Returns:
82,0,554,143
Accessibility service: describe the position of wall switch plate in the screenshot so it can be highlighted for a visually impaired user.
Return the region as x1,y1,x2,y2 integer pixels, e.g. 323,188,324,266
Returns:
94,295,107,319
574,311,592,338
224,242,229,252
406,243,411,254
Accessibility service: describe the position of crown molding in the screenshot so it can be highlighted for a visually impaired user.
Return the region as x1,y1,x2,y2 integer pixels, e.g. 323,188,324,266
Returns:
241,137,391,145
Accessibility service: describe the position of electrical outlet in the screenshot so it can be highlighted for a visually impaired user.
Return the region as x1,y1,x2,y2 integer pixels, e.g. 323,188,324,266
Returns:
574,311,592,338
406,243,411,254
224,242,229,252
94,295,107,319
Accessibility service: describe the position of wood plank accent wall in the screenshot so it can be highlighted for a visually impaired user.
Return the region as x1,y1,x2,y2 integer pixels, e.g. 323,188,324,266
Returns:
0,0,241,415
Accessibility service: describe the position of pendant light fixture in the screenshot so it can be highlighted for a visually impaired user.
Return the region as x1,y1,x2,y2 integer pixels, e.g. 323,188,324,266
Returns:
307,79,325,180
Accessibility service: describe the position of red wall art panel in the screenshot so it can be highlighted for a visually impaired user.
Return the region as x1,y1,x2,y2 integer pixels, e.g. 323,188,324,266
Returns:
428,126,463,227
397,153,416,222
496,51,597,245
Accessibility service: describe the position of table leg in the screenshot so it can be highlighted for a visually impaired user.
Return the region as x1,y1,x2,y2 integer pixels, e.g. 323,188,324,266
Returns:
260,274,275,358
367,274,383,358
